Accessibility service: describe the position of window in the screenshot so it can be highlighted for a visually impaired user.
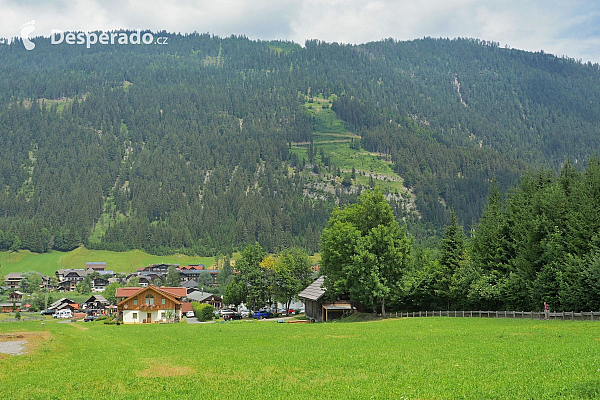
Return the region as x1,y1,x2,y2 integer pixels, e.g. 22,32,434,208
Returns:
133,313,138,320
145,294,154,305
161,298,166,305
133,299,138,305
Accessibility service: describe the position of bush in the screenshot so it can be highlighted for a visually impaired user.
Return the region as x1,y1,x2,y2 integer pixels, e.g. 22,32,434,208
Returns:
192,303,215,322
103,317,116,325
95,316,107,321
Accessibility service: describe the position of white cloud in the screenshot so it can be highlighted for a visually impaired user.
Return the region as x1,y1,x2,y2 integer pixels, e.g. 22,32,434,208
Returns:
1,0,600,62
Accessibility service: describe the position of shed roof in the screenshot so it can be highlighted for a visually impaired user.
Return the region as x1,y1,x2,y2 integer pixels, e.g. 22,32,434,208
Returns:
298,276,326,301
323,304,352,310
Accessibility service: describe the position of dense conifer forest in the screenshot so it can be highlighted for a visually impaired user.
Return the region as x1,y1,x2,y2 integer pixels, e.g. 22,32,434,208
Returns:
1,33,600,257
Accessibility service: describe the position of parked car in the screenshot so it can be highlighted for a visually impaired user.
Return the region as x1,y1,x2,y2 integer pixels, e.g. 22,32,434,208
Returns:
219,309,236,318
240,309,251,318
186,311,195,318
53,309,73,319
40,309,55,316
84,315,98,322
252,310,273,319
223,312,242,321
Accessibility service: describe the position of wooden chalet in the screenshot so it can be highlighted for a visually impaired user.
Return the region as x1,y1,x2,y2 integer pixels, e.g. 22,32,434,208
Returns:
116,285,186,324
57,280,77,292
92,277,109,292
8,291,23,303
4,273,23,289
82,295,109,311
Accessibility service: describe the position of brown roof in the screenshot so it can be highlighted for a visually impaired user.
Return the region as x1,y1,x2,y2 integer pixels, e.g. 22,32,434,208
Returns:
181,302,193,313
116,285,185,307
298,276,326,301
116,286,187,299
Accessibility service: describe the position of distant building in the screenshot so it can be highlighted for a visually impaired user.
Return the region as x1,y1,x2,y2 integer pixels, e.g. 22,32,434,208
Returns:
178,266,218,285
4,273,23,289
85,262,107,271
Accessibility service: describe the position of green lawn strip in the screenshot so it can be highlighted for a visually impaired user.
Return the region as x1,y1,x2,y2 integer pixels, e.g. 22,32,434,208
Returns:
0,318,598,399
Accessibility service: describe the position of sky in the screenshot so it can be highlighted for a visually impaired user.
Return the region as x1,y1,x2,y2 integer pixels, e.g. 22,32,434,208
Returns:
2,0,600,63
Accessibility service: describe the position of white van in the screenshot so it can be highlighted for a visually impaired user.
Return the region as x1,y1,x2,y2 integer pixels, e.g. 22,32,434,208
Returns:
53,309,73,319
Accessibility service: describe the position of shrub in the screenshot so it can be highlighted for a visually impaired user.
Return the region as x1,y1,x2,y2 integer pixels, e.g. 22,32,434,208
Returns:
103,317,116,325
95,316,107,321
192,303,215,322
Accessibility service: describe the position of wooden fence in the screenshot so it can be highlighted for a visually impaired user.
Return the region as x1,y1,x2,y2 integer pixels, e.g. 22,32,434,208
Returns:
0,317,44,323
386,310,600,321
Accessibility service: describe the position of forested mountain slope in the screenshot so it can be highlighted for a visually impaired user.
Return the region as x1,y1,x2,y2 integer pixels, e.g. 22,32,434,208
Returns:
0,34,599,254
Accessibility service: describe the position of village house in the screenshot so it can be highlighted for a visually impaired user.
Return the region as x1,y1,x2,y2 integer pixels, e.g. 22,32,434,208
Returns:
56,269,87,283
116,285,186,324
0,302,20,313
8,291,23,303
187,291,223,310
57,280,77,292
140,264,177,273
92,277,109,292
4,273,23,289
178,265,219,285
180,279,199,294
82,294,109,312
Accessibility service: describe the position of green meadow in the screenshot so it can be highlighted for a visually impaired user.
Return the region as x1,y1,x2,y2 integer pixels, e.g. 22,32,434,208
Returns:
0,247,215,276
0,318,598,399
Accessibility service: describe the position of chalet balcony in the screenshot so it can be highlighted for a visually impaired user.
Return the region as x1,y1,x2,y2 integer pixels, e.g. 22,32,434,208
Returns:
139,304,159,310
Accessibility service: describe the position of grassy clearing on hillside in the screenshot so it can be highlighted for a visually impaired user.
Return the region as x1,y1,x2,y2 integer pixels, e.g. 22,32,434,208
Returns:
303,95,347,135
0,318,598,399
0,247,215,276
295,95,406,195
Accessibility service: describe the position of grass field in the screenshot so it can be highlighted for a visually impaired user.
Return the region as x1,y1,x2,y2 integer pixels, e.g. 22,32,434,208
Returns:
0,317,598,399
0,247,216,276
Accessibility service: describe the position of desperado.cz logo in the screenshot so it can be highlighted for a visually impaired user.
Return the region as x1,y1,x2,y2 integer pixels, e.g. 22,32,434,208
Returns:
20,21,168,50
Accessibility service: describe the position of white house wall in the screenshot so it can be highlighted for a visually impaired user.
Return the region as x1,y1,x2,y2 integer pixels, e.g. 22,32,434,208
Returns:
122,309,181,324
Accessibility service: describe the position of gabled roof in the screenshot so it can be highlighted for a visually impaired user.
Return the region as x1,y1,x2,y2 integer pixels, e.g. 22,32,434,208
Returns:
298,275,326,301
181,280,198,288
187,291,221,302
49,298,76,308
5,272,23,280
83,295,108,304
182,302,193,313
116,285,187,306
65,269,87,277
